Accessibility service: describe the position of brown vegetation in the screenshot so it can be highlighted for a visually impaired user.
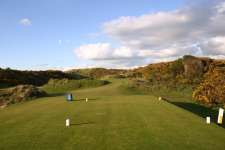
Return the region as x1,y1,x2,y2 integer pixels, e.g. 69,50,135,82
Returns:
131,56,225,107
0,68,84,86
68,68,128,79
193,60,225,107
0,85,46,107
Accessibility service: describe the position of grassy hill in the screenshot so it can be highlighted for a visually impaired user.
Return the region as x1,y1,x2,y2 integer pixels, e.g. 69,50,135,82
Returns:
42,78,110,94
67,68,128,79
0,79,224,150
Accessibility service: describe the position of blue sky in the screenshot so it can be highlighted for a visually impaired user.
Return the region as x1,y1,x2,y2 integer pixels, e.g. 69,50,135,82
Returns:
1,0,225,70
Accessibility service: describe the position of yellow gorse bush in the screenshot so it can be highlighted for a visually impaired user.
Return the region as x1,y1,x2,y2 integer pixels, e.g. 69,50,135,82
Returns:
193,61,225,107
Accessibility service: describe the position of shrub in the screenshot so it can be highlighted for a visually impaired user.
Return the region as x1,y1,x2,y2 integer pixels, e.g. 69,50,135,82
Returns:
42,78,109,94
168,59,184,77
0,68,85,86
193,62,225,107
0,85,46,106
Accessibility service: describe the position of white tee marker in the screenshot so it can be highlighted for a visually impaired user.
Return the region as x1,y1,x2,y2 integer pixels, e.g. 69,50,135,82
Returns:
66,119,70,127
206,116,210,124
217,108,224,124
86,98,88,102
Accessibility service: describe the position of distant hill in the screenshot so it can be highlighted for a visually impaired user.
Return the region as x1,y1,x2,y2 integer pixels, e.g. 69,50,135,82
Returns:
67,68,128,79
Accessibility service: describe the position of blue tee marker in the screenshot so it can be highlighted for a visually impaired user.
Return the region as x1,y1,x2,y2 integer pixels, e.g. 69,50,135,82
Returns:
66,93,73,101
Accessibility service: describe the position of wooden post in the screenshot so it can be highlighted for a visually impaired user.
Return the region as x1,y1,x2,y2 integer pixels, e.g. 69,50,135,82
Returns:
217,108,224,124
206,116,210,124
66,119,70,127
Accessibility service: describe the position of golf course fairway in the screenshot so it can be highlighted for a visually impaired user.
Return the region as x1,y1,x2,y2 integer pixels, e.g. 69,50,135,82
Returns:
0,79,224,150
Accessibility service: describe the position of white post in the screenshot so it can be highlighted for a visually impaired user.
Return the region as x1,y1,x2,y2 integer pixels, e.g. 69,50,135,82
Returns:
217,108,224,124
86,98,88,102
158,97,162,101
206,116,210,124
66,119,70,127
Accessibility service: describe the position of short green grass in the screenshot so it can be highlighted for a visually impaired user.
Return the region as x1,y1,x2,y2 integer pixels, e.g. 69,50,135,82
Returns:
0,79,224,150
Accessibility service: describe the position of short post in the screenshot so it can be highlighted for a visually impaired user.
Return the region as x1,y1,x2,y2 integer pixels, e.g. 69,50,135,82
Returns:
217,108,224,124
206,116,210,124
86,98,88,102
158,97,162,101
66,119,70,127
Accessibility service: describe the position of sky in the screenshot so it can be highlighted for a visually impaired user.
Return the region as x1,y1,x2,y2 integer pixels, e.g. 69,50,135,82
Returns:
0,0,225,70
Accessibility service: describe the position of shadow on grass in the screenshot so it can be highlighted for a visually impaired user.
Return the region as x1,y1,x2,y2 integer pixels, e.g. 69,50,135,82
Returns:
167,100,225,129
46,93,66,97
45,92,101,102
71,121,95,126
62,98,100,102
75,98,99,101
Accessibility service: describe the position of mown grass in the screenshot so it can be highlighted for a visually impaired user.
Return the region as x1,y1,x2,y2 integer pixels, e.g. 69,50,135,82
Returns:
0,79,224,150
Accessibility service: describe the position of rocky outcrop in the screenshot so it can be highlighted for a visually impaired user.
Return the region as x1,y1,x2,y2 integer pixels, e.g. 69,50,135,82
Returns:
183,55,212,78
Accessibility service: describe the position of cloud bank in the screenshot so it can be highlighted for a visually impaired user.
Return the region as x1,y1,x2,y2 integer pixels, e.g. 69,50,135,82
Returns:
19,18,32,26
74,0,225,68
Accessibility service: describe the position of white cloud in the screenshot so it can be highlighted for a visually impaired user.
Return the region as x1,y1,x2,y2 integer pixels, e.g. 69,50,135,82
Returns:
103,11,191,48
75,43,137,60
19,18,32,26
200,36,225,55
74,0,225,68
138,46,199,58
216,1,225,13
75,43,112,60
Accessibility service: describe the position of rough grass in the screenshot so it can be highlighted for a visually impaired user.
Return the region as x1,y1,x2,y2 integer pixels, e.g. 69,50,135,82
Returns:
125,80,225,128
124,80,194,102
41,78,109,94
0,79,224,150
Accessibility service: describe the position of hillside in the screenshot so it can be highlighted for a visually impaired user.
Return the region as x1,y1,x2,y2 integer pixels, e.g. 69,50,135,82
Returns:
0,85,46,107
193,60,225,107
42,78,110,94
0,68,85,87
129,55,225,107
67,68,128,79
